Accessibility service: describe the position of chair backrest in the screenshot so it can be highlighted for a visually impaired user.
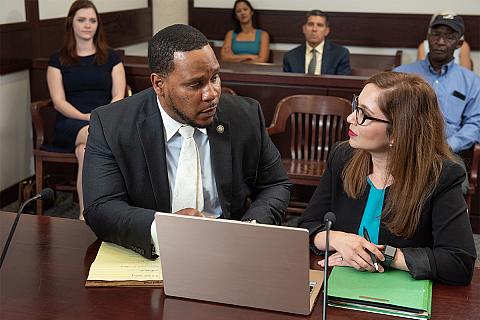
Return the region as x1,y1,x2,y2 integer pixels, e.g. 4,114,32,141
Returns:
221,86,237,96
268,95,351,161
31,99,57,149
463,143,480,214
126,84,133,97
31,81,132,149
470,144,480,191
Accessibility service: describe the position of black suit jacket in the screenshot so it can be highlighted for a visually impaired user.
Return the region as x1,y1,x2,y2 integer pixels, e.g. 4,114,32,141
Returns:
283,40,351,75
298,143,476,285
83,88,292,258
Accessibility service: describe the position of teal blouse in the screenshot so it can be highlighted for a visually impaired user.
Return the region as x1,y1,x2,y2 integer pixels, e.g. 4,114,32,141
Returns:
357,178,386,244
231,29,262,55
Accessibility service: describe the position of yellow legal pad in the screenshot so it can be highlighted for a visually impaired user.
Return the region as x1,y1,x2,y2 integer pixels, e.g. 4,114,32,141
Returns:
85,242,163,287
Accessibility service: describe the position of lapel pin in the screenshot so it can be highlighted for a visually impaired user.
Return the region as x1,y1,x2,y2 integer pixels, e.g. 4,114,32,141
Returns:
216,125,225,134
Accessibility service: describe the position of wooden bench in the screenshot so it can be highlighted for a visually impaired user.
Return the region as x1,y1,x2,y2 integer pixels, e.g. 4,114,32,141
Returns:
212,46,402,76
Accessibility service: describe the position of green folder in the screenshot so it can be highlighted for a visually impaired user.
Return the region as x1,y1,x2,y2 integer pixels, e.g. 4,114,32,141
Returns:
328,266,432,319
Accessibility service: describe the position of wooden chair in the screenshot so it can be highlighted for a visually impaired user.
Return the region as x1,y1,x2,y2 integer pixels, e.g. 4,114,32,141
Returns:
31,85,133,214
268,94,352,214
465,143,480,214
31,99,78,214
221,87,237,96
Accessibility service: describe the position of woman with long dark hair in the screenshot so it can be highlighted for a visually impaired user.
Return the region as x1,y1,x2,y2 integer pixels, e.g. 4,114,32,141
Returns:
47,0,126,219
298,72,476,285
221,0,270,63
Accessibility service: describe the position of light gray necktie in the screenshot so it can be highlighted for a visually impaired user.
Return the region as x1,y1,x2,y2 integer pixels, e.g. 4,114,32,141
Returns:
171,126,204,212
308,48,317,74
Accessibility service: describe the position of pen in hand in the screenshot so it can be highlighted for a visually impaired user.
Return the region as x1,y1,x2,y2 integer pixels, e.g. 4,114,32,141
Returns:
362,227,379,272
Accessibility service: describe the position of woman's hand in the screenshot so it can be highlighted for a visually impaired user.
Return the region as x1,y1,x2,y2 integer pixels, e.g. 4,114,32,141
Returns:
83,113,91,121
242,54,259,62
315,231,385,272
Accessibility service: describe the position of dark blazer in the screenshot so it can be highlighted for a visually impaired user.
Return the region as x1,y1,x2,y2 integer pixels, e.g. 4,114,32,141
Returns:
283,39,351,75
83,88,292,259
298,143,476,285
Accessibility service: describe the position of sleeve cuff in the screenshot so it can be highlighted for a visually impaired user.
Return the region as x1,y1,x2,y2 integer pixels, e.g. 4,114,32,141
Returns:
402,247,434,279
447,136,461,153
150,215,160,258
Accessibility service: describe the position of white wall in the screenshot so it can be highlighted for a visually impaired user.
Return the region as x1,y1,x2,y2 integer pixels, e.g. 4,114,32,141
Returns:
120,42,149,56
120,1,188,54
152,0,188,33
0,0,26,24
193,0,480,14
0,1,33,192
38,0,148,20
0,71,33,191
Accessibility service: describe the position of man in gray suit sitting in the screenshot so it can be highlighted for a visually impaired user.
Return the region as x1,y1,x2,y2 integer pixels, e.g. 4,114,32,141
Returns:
83,24,292,259
283,10,351,75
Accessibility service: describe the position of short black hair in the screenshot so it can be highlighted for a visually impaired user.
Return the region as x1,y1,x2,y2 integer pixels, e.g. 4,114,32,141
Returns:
305,10,329,26
148,24,209,76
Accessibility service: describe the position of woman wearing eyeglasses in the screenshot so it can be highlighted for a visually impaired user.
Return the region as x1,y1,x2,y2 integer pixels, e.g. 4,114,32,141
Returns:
298,72,476,284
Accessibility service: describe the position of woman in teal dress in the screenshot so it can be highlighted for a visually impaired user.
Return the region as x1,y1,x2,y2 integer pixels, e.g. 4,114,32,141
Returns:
221,0,270,63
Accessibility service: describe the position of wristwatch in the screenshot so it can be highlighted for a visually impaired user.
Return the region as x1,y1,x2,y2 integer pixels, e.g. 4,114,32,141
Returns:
381,245,397,268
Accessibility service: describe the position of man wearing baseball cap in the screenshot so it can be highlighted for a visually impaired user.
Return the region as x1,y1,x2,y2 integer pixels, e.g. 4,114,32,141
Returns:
395,14,480,155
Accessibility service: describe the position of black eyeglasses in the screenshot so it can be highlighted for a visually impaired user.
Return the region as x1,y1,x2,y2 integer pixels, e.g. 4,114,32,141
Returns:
351,95,390,126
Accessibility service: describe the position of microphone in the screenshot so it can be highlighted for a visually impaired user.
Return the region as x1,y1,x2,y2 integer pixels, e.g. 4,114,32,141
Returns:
323,211,336,320
0,188,54,268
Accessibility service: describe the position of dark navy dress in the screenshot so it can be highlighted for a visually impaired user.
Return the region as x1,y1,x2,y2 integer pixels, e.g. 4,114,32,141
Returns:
48,50,121,152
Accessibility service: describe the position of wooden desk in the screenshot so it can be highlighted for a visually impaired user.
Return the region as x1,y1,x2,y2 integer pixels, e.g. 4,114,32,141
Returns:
0,212,15,253
1,212,478,320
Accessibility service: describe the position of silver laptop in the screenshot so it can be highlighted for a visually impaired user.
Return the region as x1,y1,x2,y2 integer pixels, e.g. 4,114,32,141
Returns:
155,212,323,315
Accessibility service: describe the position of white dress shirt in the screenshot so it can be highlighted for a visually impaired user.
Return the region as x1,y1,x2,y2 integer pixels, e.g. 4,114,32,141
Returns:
151,97,222,254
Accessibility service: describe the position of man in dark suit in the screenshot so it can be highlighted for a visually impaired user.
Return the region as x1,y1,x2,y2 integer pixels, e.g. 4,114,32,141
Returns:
83,24,292,259
283,10,351,75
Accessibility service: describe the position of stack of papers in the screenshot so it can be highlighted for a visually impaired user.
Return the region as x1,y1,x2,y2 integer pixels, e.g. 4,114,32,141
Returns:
86,242,163,287
328,266,432,319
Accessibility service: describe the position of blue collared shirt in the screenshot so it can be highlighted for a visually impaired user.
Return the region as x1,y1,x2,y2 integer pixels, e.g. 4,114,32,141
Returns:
394,58,480,152
157,97,222,218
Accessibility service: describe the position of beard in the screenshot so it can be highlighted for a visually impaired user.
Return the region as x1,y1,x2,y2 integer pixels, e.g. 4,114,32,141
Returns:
167,95,215,129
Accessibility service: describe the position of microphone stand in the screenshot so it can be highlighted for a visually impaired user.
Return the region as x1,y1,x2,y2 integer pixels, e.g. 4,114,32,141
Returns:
322,211,336,320
323,219,332,320
0,189,53,268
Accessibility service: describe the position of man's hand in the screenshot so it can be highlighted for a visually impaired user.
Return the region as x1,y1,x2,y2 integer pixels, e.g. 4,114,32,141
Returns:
175,208,205,217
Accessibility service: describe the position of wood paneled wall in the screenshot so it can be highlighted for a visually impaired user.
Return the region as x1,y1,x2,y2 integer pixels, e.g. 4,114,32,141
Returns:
0,0,152,75
188,0,480,50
